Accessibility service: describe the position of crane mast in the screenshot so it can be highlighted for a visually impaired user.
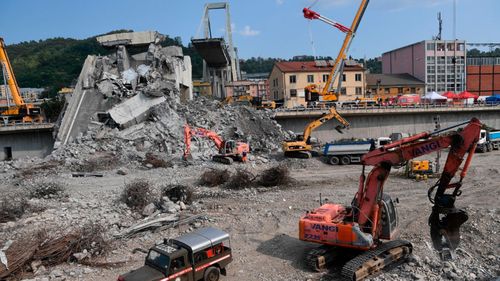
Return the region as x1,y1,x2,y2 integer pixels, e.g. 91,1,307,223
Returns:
0,38,24,106
303,0,369,97
0,37,43,123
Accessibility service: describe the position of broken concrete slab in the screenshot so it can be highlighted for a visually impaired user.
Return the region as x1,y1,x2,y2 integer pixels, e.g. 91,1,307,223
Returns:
96,31,165,47
107,92,166,129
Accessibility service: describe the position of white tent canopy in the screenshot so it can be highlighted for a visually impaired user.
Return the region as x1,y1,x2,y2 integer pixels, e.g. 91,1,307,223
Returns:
423,91,447,100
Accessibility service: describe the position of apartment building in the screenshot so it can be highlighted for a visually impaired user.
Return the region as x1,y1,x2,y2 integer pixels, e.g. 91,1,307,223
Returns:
382,40,466,93
268,60,365,107
225,80,268,99
366,73,425,98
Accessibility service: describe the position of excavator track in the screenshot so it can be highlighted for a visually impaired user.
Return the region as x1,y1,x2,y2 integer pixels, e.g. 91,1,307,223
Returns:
212,155,233,165
305,246,332,271
284,151,312,159
341,240,412,281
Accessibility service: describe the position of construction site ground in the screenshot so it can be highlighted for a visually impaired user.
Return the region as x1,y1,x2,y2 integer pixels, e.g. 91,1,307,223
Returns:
1,150,499,281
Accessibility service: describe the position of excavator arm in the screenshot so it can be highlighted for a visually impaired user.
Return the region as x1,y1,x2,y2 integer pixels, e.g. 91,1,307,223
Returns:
354,118,481,256
302,108,350,142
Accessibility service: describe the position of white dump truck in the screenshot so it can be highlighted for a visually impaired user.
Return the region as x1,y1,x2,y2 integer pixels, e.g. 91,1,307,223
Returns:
476,129,500,152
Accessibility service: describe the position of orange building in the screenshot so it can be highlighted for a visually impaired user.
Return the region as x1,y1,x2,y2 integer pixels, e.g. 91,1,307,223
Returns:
467,57,500,96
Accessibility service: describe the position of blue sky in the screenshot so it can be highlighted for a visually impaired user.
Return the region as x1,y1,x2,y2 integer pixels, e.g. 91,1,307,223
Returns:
1,0,499,59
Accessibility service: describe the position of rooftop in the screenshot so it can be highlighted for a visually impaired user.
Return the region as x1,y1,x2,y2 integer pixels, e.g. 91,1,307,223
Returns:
274,61,364,73
382,39,466,55
366,73,425,86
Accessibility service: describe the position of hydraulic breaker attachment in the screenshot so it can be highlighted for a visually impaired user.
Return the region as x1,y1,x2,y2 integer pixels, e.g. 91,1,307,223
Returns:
428,205,468,260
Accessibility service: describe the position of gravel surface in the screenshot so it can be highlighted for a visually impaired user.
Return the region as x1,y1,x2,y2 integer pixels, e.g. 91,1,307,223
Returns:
0,151,498,281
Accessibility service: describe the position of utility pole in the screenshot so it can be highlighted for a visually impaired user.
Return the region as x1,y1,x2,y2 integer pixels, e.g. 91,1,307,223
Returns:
434,115,441,173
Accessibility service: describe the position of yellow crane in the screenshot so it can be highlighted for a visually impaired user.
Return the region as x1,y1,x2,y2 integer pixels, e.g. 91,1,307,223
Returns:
303,0,369,106
282,108,350,158
0,37,43,123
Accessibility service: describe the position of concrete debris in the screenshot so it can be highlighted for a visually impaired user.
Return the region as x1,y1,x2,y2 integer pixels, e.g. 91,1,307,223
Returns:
0,240,12,269
56,30,192,146
113,214,202,239
96,31,165,47
107,93,167,129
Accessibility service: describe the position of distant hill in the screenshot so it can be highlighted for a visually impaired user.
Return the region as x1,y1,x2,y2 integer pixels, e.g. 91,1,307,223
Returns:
6,37,111,94
4,31,392,97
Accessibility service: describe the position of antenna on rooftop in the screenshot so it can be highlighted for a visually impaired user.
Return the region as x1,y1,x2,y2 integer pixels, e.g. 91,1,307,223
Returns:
433,12,442,40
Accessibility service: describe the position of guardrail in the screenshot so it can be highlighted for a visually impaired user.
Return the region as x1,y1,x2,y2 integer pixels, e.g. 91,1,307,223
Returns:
0,121,54,130
275,102,500,113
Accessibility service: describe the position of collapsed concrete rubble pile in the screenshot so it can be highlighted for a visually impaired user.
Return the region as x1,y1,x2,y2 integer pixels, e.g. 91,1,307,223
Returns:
52,31,289,168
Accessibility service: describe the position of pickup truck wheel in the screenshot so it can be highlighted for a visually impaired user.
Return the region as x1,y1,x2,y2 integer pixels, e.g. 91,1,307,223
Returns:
204,266,220,281
340,156,351,165
328,156,340,165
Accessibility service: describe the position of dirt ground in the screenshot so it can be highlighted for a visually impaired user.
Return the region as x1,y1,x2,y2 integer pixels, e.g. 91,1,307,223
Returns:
1,150,499,281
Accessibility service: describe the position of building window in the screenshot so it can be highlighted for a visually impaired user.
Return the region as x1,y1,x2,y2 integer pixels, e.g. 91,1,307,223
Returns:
307,75,314,83
274,91,278,100
447,43,455,51
384,88,390,94
290,89,297,97
355,74,362,82
427,57,435,64
398,87,403,94
427,43,435,51
427,65,435,74
342,74,346,82
322,74,329,82
437,43,445,51
340,87,346,95
289,75,296,84
437,56,445,64
355,87,362,95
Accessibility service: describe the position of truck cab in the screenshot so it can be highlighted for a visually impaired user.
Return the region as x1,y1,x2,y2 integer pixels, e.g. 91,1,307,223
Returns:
118,227,232,281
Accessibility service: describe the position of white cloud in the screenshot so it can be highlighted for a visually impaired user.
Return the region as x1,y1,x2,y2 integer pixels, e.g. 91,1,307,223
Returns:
240,25,260,36
276,0,285,5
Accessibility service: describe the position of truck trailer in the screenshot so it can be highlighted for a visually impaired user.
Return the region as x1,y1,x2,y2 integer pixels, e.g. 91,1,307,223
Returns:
323,137,391,165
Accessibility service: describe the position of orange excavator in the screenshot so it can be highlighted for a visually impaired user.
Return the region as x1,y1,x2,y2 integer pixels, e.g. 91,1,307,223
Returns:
299,118,482,280
183,125,250,165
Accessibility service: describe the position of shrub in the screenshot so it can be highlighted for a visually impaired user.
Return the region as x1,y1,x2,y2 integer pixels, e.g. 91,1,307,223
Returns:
199,169,231,187
258,165,291,187
120,179,155,210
